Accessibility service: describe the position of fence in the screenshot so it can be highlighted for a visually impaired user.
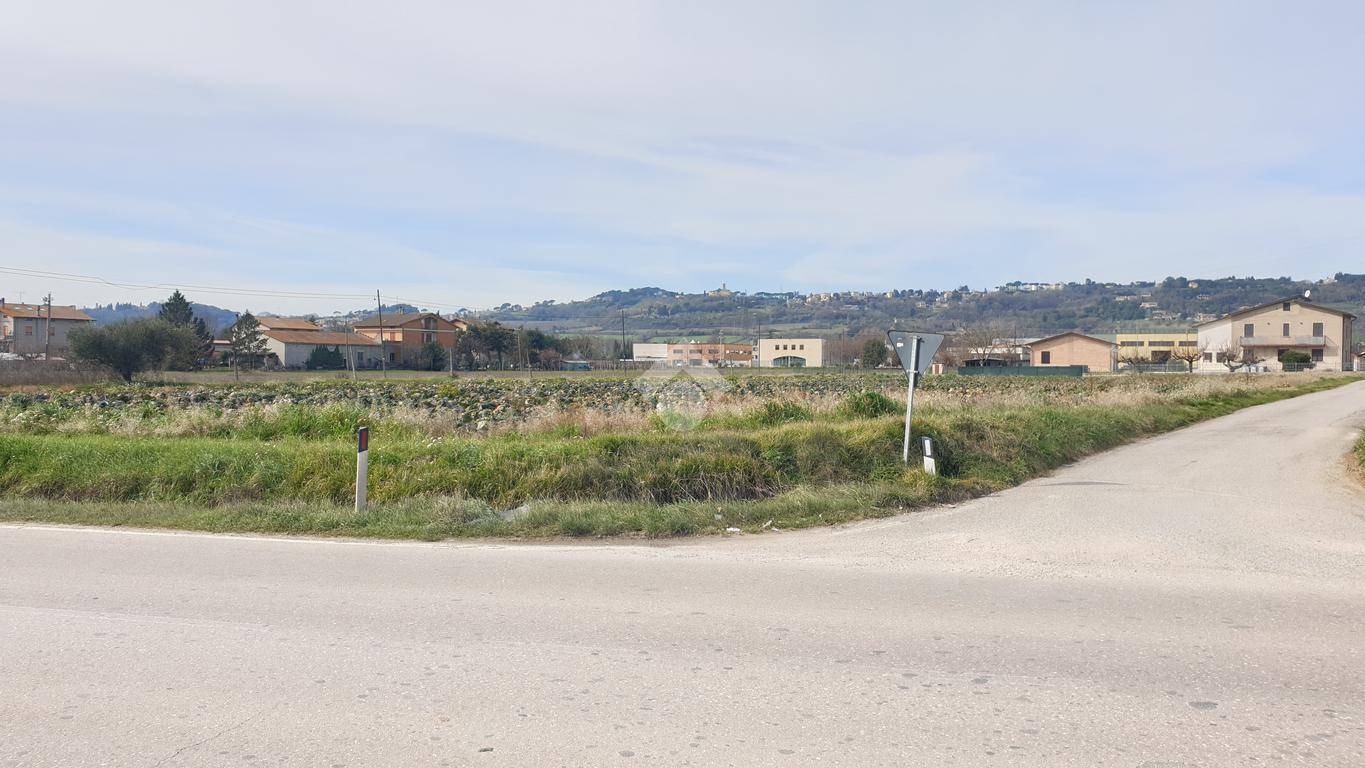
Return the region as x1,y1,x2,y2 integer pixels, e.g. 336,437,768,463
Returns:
956,365,1086,378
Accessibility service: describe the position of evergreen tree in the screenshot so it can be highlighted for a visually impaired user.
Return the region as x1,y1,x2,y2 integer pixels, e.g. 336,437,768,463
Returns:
305,345,347,370
415,340,448,371
158,290,195,326
229,311,269,370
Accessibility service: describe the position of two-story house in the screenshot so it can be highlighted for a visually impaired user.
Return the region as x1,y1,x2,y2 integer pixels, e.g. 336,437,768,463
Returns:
1195,296,1355,371
352,312,467,367
0,301,94,357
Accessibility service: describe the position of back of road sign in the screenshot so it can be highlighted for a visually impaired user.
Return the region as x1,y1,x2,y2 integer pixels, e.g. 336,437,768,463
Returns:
887,331,944,375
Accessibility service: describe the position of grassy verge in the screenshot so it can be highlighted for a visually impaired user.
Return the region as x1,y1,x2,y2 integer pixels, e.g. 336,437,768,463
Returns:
0,376,1354,538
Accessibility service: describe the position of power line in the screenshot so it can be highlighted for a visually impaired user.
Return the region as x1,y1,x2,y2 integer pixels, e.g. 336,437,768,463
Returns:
0,265,470,312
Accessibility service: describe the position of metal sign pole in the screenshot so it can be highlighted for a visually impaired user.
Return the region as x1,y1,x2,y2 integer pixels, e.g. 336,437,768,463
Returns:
902,336,920,464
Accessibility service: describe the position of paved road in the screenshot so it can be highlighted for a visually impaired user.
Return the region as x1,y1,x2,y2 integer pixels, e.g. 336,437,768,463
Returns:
3,382,1364,767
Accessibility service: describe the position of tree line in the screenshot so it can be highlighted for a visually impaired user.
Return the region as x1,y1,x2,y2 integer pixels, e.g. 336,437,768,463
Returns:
66,291,627,380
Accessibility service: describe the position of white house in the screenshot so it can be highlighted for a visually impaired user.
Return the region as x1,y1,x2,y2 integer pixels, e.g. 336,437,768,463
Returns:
254,318,383,368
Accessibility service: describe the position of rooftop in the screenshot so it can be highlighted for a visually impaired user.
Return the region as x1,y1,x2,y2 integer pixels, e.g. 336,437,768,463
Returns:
0,303,94,321
262,329,379,345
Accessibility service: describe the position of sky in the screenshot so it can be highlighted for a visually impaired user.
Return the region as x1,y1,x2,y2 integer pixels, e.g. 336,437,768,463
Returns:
2,1,1364,314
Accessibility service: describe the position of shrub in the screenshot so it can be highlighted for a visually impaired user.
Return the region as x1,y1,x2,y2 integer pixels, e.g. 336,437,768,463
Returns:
841,391,900,418
69,319,202,382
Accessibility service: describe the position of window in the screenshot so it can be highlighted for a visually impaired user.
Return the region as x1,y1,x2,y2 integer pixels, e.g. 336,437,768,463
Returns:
798,344,804,350
1203,352,1213,362
1040,351,1051,364
1149,340,1174,347
1282,302,1291,311
1243,323,1254,338
23,325,32,336
1312,322,1323,337
1282,323,1290,337
1311,348,1324,362
1120,340,1143,347
1178,340,1198,347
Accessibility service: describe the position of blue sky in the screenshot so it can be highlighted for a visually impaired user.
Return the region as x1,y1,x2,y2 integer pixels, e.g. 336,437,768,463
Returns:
2,1,1363,313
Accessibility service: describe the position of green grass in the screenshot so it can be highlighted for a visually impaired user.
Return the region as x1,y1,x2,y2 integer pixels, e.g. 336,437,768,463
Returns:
0,375,1354,538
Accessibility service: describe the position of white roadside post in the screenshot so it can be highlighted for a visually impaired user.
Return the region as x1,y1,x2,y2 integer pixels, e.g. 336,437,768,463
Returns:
355,427,369,513
921,435,938,476
887,330,945,466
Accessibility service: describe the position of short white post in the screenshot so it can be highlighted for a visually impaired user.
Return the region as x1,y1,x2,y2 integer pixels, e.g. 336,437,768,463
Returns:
921,436,937,476
355,427,369,513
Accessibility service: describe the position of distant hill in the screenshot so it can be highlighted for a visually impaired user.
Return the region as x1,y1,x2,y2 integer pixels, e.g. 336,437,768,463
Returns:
481,274,1365,340
84,302,240,335
82,301,440,336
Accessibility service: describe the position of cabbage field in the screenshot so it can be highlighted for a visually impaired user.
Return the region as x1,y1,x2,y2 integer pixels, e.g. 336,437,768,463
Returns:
0,371,1352,538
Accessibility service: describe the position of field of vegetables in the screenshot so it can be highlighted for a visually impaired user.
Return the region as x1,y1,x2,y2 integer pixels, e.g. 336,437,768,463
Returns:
0,371,1354,538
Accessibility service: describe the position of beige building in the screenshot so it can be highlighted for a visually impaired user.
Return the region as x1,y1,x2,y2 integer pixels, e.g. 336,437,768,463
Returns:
1195,296,1356,371
0,302,94,357
1112,331,1201,364
666,342,753,367
1028,332,1115,372
755,338,823,368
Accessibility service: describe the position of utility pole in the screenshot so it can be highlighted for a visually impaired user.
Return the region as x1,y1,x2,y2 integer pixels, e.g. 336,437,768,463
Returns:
42,294,52,361
620,310,627,368
375,290,388,379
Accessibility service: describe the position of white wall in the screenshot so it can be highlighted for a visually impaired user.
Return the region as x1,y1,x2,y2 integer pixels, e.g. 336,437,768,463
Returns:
265,339,382,369
1195,322,1232,371
756,338,824,367
632,342,669,360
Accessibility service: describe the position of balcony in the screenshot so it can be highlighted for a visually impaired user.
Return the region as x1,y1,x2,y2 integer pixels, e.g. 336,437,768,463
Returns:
1239,336,1325,347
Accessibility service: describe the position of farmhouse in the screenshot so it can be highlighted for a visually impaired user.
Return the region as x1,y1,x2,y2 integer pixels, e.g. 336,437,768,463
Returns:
253,317,382,369
353,312,466,367
1027,332,1115,372
0,301,94,357
1195,295,1355,371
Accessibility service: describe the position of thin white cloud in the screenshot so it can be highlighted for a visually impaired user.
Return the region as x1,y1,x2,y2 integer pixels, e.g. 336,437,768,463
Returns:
1,1,1362,308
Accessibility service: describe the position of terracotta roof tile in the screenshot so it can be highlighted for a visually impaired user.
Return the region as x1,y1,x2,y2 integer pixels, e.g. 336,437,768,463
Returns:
0,304,94,321
263,330,379,345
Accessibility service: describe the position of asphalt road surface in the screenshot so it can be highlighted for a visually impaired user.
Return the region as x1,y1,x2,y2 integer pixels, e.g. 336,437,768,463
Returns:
3,381,1364,767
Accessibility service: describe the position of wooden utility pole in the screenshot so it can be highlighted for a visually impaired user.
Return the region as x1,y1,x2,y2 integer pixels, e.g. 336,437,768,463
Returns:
42,294,52,361
375,290,388,379
620,310,627,367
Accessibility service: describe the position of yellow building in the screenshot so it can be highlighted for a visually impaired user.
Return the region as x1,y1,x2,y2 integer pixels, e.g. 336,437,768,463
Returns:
1111,331,1201,364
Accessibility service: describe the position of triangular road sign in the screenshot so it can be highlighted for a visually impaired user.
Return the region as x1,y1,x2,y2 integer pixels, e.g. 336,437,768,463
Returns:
887,330,944,375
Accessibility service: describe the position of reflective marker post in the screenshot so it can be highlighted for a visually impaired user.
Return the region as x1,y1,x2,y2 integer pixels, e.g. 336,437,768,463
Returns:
355,427,369,513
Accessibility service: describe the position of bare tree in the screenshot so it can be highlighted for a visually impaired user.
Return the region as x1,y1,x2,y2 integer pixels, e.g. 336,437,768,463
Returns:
947,321,1023,367
1169,342,1207,373
1116,348,1149,373
1217,341,1245,373
1237,345,1265,375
